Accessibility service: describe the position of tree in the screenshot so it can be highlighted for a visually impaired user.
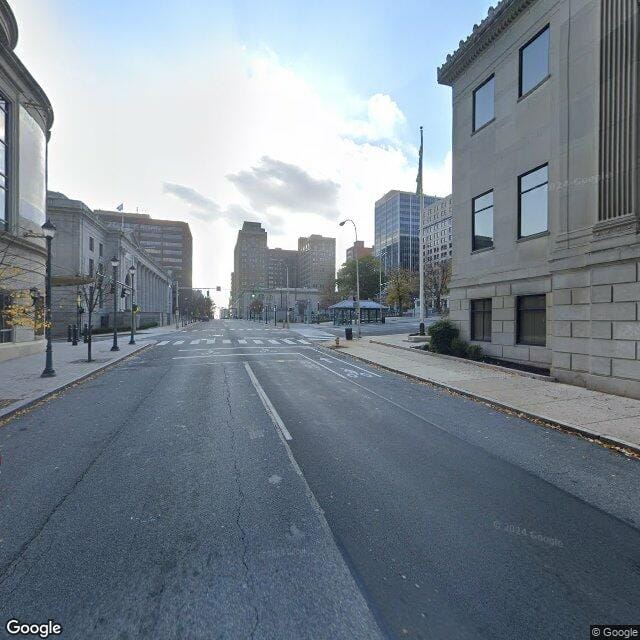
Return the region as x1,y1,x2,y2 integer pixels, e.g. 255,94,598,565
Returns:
424,260,451,314
336,255,380,301
385,268,416,312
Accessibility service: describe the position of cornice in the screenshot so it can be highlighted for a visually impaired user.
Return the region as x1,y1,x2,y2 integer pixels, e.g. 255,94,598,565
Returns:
0,0,17,50
438,0,538,86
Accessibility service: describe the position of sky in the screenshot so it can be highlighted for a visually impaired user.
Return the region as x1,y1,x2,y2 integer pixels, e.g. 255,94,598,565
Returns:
12,0,493,309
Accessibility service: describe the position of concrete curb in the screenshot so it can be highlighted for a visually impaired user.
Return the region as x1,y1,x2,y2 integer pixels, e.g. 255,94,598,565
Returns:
339,346,640,458
368,338,556,382
0,343,154,424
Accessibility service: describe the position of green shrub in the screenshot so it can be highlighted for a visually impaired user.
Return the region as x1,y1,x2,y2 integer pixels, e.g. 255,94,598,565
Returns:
450,337,469,358
467,344,483,360
427,319,459,354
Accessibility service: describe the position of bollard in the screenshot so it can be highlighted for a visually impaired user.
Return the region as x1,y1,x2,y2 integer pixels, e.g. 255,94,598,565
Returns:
72,324,78,346
67,325,72,342
419,322,425,336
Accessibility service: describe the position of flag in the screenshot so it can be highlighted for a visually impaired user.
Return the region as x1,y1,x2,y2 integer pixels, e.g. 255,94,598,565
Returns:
116,203,124,212
416,126,423,196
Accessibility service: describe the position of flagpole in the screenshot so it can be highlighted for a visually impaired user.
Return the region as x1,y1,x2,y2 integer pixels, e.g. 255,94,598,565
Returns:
418,126,425,332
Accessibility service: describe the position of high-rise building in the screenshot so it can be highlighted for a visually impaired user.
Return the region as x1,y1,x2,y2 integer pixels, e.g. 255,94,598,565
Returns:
94,210,192,293
231,221,268,306
268,248,299,289
374,190,438,272
423,195,453,266
346,241,373,263
297,235,336,290
438,0,640,397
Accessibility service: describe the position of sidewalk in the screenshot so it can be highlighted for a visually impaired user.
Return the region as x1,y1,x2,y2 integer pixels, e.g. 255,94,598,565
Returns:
333,334,640,454
0,336,156,422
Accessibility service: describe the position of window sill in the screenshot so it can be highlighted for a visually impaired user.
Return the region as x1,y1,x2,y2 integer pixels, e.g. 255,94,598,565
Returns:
517,230,549,243
516,342,547,348
471,118,495,136
518,74,551,102
471,246,494,255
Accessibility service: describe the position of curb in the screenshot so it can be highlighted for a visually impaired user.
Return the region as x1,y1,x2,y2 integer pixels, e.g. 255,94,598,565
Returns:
368,338,555,382
340,347,640,458
0,343,154,424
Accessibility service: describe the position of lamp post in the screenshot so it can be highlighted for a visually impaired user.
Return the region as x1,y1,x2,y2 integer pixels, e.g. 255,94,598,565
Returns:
378,247,387,304
41,219,56,377
339,219,361,338
128,264,136,345
110,256,120,351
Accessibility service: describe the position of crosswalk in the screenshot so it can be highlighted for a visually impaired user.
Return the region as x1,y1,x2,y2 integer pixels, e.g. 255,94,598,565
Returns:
155,337,316,347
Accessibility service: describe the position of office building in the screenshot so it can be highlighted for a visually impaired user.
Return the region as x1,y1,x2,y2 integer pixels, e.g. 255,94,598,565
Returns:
268,248,299,289
374,190,438,273
423,195,453,266
231,221,268,309
346,241,373,263
94,209,192,297
0,0,54,361
438,0,640,398
297,234,336,290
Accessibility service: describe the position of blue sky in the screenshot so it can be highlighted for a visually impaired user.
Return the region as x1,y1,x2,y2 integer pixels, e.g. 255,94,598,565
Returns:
13,0,492,300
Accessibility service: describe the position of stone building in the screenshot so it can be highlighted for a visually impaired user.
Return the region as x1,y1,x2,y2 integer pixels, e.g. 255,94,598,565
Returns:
94,208,192,313
0,0,54,361
297,234,336,291
231,221,268,310
438,0,640,398
48,192,172,336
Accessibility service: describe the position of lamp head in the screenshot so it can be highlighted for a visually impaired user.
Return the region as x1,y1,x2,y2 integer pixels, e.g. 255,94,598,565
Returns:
41,219,56,239
110,256,119,268
128,265,136,275
339,220,346,227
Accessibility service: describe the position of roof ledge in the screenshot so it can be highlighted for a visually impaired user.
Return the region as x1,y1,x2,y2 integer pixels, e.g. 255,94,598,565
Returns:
0,0,18,50
437,0,538,86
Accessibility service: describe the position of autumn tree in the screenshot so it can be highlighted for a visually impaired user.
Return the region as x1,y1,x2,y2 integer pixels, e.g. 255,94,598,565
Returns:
385,268,416,312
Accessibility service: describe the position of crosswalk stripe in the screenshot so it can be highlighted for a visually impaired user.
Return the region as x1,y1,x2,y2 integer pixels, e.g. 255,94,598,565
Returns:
174,340,184,345
283,339,296,344
268,339,279,344
190,339,200,345
156,340,169,346
206,339,216,344
297,339,310,344
253,339,263,344
223,339,231,344
238,339,247,344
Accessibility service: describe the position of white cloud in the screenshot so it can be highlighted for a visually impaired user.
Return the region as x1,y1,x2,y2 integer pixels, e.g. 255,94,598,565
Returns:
12,4,451,308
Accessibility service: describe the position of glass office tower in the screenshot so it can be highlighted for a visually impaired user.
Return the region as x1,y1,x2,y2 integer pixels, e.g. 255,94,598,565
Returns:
374,190,438,272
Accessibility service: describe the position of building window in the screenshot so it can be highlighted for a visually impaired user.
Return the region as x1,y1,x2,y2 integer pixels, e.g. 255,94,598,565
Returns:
99,242,103,257
472,190,494,251
517,295,546,346
519,164,548,238
88,258,94,277
473,76,494,131
89,237,94,252
519,26,550,96
471,299,492,342
0,99,7,228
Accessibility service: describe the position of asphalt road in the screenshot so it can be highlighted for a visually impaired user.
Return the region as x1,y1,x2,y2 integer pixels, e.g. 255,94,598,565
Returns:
1,319,639,639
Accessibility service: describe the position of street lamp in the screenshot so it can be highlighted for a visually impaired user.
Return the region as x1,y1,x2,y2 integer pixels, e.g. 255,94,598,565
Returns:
40,219,56,377
128,264,136,345
339,219,361,338
378,247,387,304
110,256,120,351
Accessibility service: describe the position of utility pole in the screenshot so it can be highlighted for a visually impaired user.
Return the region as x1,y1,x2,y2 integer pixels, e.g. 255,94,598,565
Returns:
418,126,426,335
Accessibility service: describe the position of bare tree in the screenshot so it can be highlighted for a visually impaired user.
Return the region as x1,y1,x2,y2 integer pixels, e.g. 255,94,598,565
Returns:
424,259,451,314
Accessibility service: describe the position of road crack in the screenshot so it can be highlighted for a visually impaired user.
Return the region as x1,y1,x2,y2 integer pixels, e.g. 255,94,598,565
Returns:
222,365,260,640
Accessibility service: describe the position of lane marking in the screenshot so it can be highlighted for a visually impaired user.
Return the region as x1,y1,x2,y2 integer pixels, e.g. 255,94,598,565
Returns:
311,347,381,377
156,340,169,346
190,339,200,345
173,352,304,359
244,362,292,441
174,340,184,345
